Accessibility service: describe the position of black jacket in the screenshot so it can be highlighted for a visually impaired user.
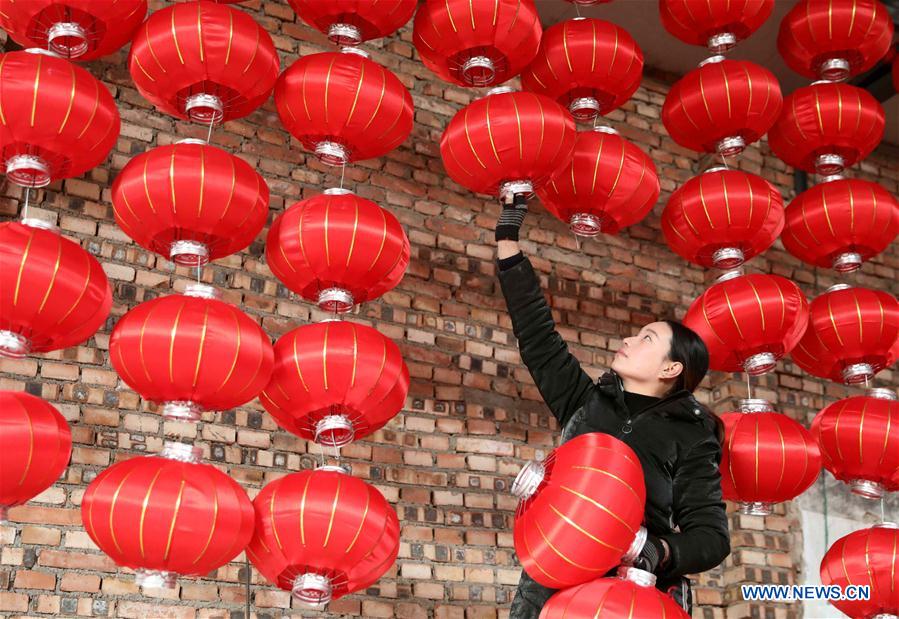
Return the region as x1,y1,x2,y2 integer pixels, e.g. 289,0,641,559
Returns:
499,256,730,611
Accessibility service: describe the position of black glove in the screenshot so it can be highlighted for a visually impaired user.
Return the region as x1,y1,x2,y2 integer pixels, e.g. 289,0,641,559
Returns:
495,192,528,243
633,533,668,574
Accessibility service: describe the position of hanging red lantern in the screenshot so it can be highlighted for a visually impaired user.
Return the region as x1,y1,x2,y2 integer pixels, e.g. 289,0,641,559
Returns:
536,126,659,237
521,18,644,122
781,178,899,273
128,1,280,124
0,391,71,524
659,0,774,52
812,389,899,500
247,468,400,607
662,167,784,269
440,89,577,199
266,188,409,313
0,219,112,359
259,321,409,448
778,0,894,81
274,49,413,166
412,0,542,87
0,50,120,188
512,432,647,589
109,284,274,422
720,399,821,515
790,284,899,385
82,442,254,589
112,141,269,267
0,0,147,61
821,522,899,619
683,272,809,375
287,0,417,46
768,82,885,176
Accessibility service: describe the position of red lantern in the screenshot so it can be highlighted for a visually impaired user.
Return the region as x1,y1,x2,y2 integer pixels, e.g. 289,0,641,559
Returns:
660,0,774,52
274,49,413,166
109,284,274,422
112,142,269,267
790,284,899,385
768,82,885,176
820,522,899,619
265,189,409,313
812,389,899,500
662,57,782,156
512,432,647,589
521,18,643,122
683,272,809,375
781,178,899,273
128,1,280,124
259,321,409,447
413,0,542,87
0,219,112,358
440,90,577,198
247,468,400,607
0,391,71,524
81,442,254,588
662,167,784,269
0,50,120,187
720,399,821,515
536,126,659,237
778,0,895,81
287,0,417,46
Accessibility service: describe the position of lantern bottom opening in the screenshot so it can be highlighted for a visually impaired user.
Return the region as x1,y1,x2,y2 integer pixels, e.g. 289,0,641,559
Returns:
712,247,745,269
48,22,89,58
460,55,496,87
6,154,51,188
815,153,845,176
314,141,350,167
739,501,772,516
818,58,850,82
314,414,355,448
162,401,203,422
328,23,362,46
170,240,210,267
569,213,603,237
707,32,736,53
511,460,545,500
842,362,874,385
0,331,30,359
317,288,354,314
569,97,601,122
716,136,745,157
616,564,657,587
849,479,884,500
135,569,177,589
185,94,225,125
292,573,332,607
743,352,777,376
621,525,649,564
832,251,862,273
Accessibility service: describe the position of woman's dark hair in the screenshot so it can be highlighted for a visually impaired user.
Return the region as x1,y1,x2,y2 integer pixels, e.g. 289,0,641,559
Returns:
662,319,709,394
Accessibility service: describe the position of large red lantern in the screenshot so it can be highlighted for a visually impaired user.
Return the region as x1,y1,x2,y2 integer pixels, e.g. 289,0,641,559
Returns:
662,57,782,157
128,1,280,124
287,0,417,46
274,49,413,166
791,284,899,385
778,0,895,81
662,167,784,269
768,82,885,176
521,18,644,122
536,126,659,237
112,141,269,267
440,90,577,198
265,189,409,313
259,321,409,447
812,389,899,500
81,442,254,588
0,50,120,187
683,272,809,375
247,468,400,607
0,391,71,524
781,178,899,273
413,0,542,87
0,219,112,358
109,284,274,422
720,399,821,515
0,0,147,61
660,0,774,52
512,432,647,589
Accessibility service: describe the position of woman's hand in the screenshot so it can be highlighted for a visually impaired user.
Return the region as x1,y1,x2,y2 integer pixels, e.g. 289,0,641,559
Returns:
634,533,670,574
496,192,527,259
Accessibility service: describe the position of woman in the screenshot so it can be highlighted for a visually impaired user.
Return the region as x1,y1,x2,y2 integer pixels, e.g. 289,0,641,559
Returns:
494,194,731,617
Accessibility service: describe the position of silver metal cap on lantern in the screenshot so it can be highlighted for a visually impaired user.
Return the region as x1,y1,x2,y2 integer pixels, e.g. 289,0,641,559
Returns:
159,441,203,463
184,93,225,125
841,362,875,385
569,213,605,238
161,401,204,422
738,398,775,414
328,23,362,46
314,141,350,167
707,32,737,53
739,501,773,516
616,564,657,587
314,463,351,474
621,526,648,564
169,240,211,267
849,478,885,500
292,572,332,607
0,330,30,359
314,414,356,447
5,154,52,188
461,56,496,87
135,568,178,589
831,251,863,273
817,58,850,82
317,288,355,314
814,153,845,176
569,97,601,122
20,217,57,231
340,46,370,59
47,22,89,58
183,283,221,300
511,460,545,501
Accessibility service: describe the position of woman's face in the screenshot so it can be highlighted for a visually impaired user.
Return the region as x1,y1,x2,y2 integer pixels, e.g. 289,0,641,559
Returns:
611,321,683,387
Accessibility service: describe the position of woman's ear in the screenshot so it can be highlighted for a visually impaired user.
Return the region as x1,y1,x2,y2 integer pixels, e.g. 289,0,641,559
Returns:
660,360,684,380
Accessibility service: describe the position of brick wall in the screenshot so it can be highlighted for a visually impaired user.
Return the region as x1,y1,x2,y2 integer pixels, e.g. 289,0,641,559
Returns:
1,2,897,618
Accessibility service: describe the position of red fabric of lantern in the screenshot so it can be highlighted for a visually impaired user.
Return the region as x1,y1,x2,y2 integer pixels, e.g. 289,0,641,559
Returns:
661,58,782,156
521,18,644,122
287,0,417,46
536,126,659,237
274,50,413,166
413,0,542,87
683,273,809,375
512,432,647,589
129,1,280,124
662,167,784,269
0,391,71,523
0,220,112,358
247,469,400,607
265,189,409,313
660,0,774,52
112,142,269,267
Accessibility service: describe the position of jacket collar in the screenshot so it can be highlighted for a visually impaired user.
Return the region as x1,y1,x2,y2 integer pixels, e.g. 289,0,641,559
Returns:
598,370,706,424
